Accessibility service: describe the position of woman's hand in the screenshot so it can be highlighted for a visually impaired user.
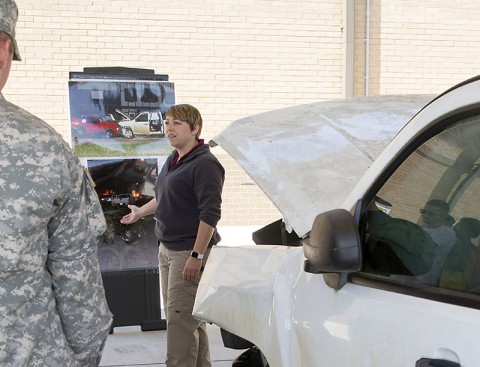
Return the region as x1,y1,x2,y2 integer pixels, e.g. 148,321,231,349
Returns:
120,205,141,224
183,256,203,282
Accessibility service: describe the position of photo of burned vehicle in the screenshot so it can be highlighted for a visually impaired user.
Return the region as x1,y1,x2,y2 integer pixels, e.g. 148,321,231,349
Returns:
87,157,160,246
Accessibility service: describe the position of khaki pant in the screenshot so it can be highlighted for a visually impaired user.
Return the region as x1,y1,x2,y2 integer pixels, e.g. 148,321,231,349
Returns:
159,243,211,367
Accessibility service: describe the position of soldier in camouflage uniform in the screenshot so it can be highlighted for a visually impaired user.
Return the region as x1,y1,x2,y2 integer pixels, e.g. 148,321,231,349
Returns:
0,1,113,366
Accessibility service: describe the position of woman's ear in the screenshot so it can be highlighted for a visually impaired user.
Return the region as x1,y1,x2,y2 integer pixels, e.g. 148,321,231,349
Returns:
192,123,200,135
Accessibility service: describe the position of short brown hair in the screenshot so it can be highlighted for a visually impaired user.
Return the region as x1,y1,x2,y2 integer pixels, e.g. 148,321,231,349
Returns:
166,104,203,140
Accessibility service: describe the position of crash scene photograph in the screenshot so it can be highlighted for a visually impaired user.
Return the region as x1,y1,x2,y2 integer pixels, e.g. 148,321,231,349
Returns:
69,76,175,157
2,1,480,367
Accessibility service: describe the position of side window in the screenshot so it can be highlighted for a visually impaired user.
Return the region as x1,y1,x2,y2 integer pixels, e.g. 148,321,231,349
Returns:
362,115,480,295
136,113,148,122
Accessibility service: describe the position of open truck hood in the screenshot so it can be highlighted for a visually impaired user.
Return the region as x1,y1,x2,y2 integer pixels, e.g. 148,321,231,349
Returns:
211,94,433,238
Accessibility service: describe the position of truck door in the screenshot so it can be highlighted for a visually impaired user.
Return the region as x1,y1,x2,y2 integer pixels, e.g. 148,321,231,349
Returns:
134,112,150,135
301,111,480,366
149,112,163,133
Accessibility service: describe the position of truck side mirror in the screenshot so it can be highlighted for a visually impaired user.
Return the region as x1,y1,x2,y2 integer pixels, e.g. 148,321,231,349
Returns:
303,209,362,276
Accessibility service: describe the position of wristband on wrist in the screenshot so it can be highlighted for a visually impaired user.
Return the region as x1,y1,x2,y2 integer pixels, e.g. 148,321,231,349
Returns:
190,251,204,260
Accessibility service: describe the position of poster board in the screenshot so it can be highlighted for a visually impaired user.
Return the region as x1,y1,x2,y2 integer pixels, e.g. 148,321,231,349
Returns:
68,69,174,259
68,69,172,330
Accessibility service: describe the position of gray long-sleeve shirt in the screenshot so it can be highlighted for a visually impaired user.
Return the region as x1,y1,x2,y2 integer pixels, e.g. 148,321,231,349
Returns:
0,94,112,366
154,143,225,250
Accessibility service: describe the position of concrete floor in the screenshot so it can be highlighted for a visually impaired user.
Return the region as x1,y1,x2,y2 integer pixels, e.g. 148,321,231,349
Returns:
100,324,242,367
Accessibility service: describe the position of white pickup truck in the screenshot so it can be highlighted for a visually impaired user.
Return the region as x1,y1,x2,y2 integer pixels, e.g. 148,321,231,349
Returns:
193,76,480,366
116,110,164,139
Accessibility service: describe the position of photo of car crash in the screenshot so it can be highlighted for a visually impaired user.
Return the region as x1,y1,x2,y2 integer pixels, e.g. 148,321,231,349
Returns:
69,77,175,157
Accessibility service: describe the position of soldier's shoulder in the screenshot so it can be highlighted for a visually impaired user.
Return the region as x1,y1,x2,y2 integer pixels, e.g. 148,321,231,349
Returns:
0,99,62,139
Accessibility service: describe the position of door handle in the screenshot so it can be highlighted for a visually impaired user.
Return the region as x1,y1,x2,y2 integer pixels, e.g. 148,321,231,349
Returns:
416,358,461,367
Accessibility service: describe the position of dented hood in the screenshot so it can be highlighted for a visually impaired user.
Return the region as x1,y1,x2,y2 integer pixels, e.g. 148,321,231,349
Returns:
211,95,433,237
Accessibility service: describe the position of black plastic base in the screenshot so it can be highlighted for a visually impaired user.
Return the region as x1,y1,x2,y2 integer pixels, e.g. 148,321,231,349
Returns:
101,267,166,332
141,318,167,331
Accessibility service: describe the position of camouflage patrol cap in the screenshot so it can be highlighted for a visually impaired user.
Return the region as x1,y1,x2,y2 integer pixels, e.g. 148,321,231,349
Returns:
0,0,21,61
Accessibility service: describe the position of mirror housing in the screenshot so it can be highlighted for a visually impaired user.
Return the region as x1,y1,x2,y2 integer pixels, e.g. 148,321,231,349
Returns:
303,209,362,277
252,218,301,246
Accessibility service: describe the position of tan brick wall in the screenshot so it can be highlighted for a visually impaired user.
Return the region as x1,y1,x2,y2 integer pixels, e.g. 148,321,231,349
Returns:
6,1,480,228
7,0,343,227
355,0,480,96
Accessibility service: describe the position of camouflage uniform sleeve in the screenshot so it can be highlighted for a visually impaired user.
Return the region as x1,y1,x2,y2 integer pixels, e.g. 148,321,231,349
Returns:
46,142,113,367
